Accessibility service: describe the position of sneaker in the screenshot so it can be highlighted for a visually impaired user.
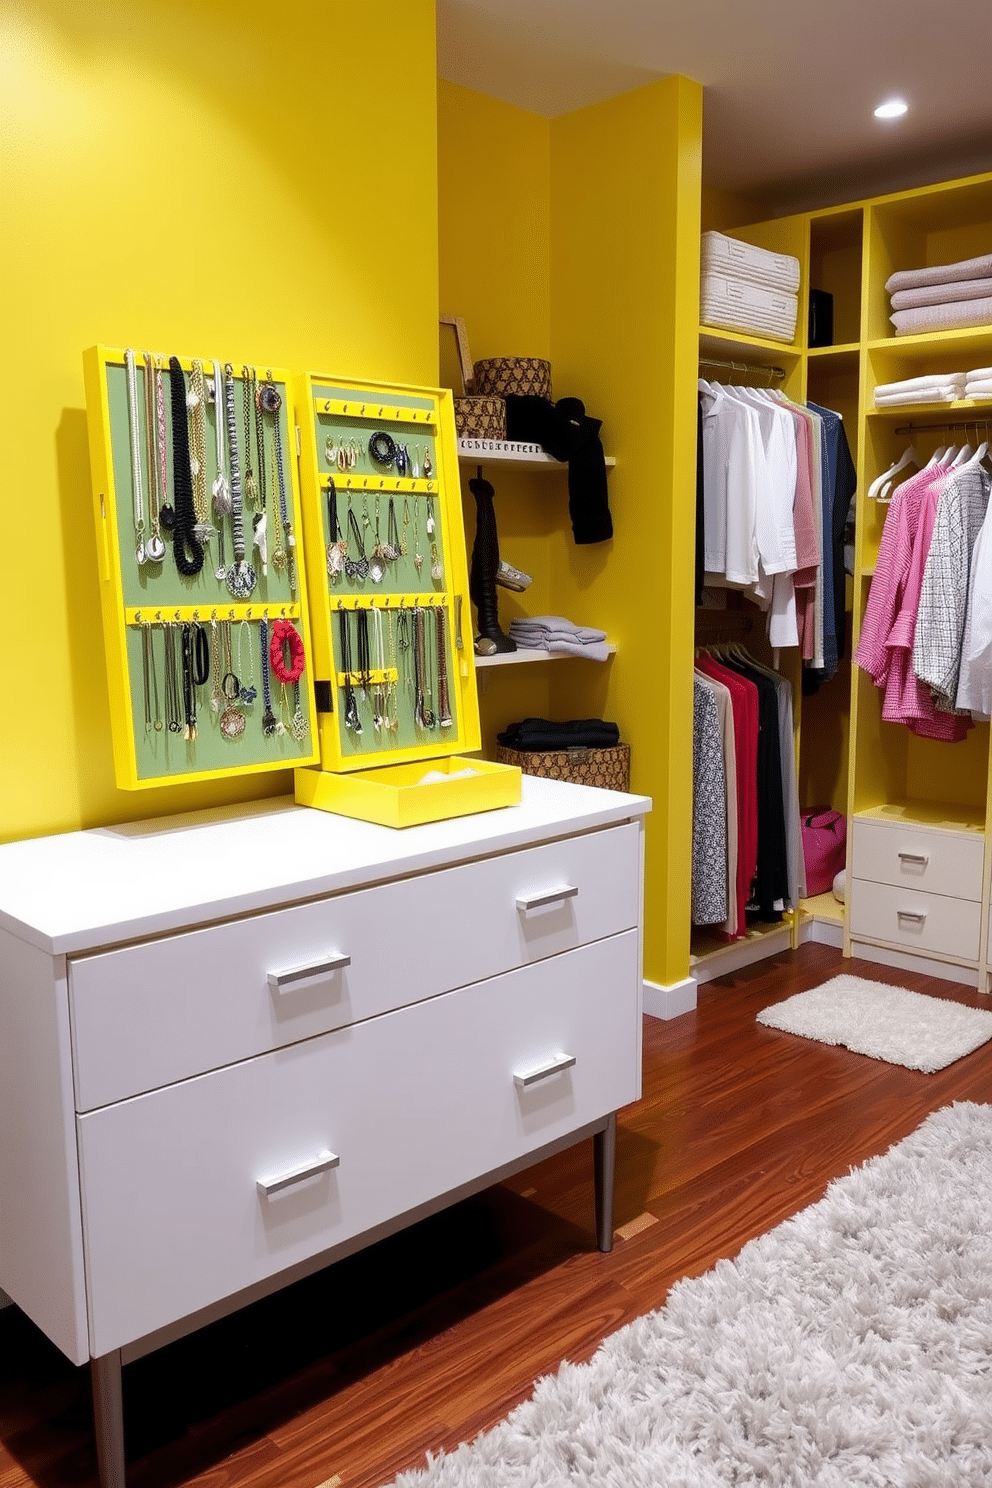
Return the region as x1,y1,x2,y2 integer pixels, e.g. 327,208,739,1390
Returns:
496,558,532,592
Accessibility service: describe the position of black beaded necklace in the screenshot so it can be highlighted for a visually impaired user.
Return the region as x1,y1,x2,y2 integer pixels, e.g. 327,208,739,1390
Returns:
168,358,204,577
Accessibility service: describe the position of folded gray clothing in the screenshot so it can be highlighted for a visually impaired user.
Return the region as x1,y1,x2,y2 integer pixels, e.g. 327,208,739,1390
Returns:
890,277,992,310
545,638,611,662
510,615,607,643
886,253,992,295
892,297,992,336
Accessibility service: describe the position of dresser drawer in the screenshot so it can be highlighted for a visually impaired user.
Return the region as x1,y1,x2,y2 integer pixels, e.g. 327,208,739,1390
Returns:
851,819,984,902
849,878,981,961
69,822,640,1111
76,929,640,1354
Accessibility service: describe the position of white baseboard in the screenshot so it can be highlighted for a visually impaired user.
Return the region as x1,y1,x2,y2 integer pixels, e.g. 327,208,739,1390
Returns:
643,976,697,1020
805,918,844,948
849,939,980,988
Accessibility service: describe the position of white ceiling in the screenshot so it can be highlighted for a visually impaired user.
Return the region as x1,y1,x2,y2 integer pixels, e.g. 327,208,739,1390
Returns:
436,0,992,213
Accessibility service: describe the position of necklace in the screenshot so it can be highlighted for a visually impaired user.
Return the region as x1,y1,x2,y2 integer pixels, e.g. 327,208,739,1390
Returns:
237,620,257,703
141,353,166,562
326,478,346,581
141,623,162,732
242,367,259,509
369,495,386,583
211,358,231,580
259,616,280,736
163,625,182,733
219,615,246,739
223,364,257,598
339,608,361,735
168,358,205,577
187,359,212,546
435,607,452,727
345,503,369,579
124,349,147,567
154,357,174,534
427,495,444,583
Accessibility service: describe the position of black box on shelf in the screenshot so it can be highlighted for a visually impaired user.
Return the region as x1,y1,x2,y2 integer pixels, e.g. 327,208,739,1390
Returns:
808,289,834,347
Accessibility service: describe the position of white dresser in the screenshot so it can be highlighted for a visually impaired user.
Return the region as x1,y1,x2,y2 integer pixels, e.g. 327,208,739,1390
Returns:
0,777,649,1487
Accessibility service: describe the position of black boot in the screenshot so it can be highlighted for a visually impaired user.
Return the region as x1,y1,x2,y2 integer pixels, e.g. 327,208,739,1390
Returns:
469,474,516,653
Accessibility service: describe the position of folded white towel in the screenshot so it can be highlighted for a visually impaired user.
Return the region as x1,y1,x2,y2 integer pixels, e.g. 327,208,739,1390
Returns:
874,388,961,407
886,253,992,295
873,373,966,397
891,298,992,336
890,277,992,311
965,380,992,399
967,366,992,381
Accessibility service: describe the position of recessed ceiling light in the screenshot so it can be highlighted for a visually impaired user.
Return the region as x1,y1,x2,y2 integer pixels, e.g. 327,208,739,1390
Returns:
874,98,908,120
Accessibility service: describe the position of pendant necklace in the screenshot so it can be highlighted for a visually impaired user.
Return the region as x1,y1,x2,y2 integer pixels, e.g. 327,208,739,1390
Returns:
339,608,361,735
219,615,246,739
168,357,205,577
345,503,369,579
241,367,259,509
326,478,347,581
427,496,444,583
163,625,182,732
124,349,147,566
223,364,257,598
141,353,167,561
369,495,387,583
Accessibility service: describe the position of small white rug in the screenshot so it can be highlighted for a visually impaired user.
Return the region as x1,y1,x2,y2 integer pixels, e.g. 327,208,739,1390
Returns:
755,973,992,1072
387,1103,992,1486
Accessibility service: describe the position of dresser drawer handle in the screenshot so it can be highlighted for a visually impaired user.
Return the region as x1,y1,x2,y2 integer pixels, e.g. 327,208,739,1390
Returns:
266,953,351,992
898,852,929,867
897,910,927,926
515,885,579,912
513,1053,577,1088
257,1150,340,1196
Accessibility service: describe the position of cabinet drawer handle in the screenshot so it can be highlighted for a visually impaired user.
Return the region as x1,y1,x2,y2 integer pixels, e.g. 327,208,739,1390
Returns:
257,1150,340,1196
515,885,579,912
897,910,927,926
513,1053,576,1088
898,852,929,867
266,953,351,992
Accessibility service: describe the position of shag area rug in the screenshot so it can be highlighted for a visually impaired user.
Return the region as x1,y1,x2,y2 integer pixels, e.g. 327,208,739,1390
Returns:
755,973,992,1072
388,1103,992,1487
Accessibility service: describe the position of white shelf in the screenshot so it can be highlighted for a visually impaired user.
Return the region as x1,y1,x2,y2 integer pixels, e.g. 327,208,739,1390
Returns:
457,438,616,470
474,643,617,669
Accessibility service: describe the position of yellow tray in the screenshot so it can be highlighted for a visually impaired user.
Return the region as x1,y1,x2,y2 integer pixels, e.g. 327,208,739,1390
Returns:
294,756,521,828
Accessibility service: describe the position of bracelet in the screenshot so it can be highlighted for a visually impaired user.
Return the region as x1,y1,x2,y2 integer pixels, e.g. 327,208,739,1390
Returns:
368,430,396,467
269,619,306,683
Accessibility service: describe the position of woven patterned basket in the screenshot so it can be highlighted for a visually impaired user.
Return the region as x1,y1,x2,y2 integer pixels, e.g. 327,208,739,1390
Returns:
454,395,506,439
473,357,552,401
494,743,630,792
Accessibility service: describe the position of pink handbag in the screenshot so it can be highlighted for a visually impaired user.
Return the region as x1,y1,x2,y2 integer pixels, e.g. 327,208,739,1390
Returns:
801,808,847,896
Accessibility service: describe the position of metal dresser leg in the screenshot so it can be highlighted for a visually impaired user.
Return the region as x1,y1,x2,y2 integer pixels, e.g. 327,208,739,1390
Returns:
593,1111,617,1253
91,1351,126,1488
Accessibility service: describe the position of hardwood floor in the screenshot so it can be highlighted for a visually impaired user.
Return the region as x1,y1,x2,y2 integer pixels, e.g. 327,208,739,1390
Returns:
2,943,991,1488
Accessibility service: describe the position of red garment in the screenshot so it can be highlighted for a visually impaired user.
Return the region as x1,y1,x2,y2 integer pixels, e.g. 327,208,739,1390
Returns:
695,656,759,937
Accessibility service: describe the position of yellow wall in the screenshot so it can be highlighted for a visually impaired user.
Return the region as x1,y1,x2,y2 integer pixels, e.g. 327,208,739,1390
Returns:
548,78,703,987
437,76,704,987
0,0,439,843
437,82,557,752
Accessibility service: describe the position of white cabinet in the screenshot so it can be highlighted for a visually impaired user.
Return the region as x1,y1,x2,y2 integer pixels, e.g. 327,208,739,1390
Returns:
0,776,648,1488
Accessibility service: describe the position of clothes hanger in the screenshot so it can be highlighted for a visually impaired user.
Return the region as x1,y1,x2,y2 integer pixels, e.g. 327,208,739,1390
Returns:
951,442,974,467
867,444,919,503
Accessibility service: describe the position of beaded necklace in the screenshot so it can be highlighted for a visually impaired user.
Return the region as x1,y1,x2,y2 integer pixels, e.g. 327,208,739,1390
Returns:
168,358,205,577
223,364,256,598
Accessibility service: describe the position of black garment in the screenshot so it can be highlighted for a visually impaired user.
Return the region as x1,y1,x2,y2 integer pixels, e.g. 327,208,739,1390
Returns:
695,399,705,606
505,394,613,545
803,412,857,695
715,656,789,922
498,717,620,752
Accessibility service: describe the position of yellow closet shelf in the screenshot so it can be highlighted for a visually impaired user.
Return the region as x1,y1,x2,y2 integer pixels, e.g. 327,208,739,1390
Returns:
867,398,992,420
475,643,617,669
867,325,992,358
699,326,802,361
807,342,860,359
855,801,986,834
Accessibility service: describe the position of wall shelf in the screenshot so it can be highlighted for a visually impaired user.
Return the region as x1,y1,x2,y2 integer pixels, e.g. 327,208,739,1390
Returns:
698,326,801,360
475,643,617,669
457,438,616,470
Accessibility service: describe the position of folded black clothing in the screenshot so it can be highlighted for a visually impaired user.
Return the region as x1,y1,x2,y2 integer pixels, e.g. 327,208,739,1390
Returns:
498,717,621,751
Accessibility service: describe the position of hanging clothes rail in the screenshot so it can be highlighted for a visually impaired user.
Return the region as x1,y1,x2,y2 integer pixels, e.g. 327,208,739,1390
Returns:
698,355,786,382
894,417,992,436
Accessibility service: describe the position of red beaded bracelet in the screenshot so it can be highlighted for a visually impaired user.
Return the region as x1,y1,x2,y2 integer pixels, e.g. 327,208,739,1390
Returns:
269,619,306,683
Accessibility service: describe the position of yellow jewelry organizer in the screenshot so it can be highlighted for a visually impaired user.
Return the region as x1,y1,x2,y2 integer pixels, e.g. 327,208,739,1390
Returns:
83,346,320,789
293,372,520,826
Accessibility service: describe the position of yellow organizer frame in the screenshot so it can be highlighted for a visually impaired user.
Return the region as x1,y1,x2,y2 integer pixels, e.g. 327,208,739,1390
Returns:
83,345,320,790
295,373,520,824
295,372,482,772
